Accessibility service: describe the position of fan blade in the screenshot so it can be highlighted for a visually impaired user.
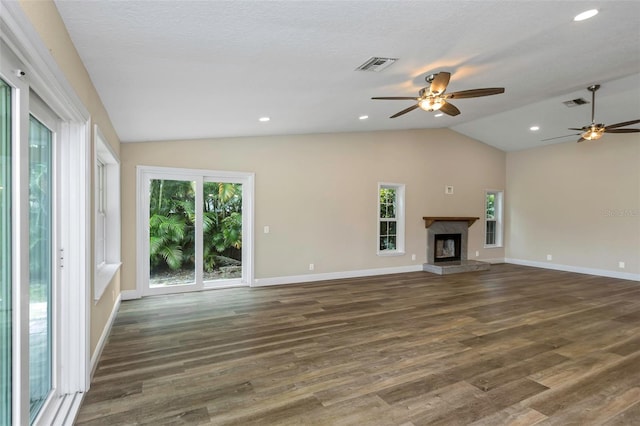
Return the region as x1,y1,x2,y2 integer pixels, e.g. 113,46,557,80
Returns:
605,128,640,133
447,88,505,99
440,101,460,116
604,119,640,130
390,104,419,118
568,127,587,131
577,137,586,143
372,96,419,100
541,133,580,142
429,72,451,95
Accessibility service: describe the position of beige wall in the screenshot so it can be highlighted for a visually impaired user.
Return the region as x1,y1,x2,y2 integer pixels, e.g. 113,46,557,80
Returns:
121,129,506,290
19,0,122,356
506,134,640,275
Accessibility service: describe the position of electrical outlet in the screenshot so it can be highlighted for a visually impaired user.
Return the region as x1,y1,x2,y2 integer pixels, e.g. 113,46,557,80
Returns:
546,254,553,261
475,250,480,257
309,263,314,271
445,185,454,195
263,225,270,234
411,254,416,261
619,261,625,269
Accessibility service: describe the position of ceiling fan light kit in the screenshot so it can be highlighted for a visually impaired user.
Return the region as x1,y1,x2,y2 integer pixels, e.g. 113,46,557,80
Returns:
569,84,640,143
372,71,504,118
418,97,444,112
581,125,605,141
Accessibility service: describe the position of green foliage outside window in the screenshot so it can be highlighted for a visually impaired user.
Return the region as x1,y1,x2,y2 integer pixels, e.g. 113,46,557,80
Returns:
486,193,495,219
379,187,397,251
149,180,242,274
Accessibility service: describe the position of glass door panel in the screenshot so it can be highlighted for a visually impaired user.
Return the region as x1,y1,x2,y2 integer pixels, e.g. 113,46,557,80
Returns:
28,115,53,422
203,182,242,283
149,179,197,288
0,78,12,426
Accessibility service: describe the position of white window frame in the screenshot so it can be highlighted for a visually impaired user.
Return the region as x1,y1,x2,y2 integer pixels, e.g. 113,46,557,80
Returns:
2,3,91,425
94,125,121,301
484,189,504,248
377,183,405,256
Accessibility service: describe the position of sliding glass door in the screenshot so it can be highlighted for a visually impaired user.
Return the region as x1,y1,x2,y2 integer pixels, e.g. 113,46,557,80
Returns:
149,178,197,289
139,167,253,296
2,17,90,425
202,181,243,284
28,115,53,422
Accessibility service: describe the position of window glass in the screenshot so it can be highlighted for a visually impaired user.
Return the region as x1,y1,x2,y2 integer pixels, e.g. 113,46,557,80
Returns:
379,187,397,251
485,191,503,247
28,115,53,422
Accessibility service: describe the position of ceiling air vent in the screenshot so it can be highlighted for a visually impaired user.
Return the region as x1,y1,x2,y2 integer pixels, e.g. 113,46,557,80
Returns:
563,98,590,107
356,57,398,72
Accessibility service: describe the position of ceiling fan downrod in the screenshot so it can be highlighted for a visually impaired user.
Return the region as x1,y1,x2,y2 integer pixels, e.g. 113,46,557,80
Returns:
588,84,600,125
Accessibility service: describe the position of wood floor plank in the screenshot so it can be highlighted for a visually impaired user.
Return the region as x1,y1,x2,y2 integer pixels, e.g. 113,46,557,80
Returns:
76,265,640,425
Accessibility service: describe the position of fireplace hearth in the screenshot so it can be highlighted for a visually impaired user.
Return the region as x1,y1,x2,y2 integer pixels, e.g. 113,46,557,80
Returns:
422,217,490,275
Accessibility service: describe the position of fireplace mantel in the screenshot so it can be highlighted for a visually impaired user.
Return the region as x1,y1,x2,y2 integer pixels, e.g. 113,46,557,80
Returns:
422,217,479,228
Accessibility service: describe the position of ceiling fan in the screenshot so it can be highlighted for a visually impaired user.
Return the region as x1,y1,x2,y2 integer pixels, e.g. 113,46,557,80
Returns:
565,84,640,143
371,72,505,118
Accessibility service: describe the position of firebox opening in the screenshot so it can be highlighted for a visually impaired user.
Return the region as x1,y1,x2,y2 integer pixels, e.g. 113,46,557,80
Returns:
434,233,462,263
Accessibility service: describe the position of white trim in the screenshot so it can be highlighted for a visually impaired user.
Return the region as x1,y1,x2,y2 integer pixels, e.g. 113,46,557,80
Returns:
94,263,122,304
505,258,640,282
90,293,121,376
481,257,506,264
5,36,31,426
121,289,142,301
253,264,423,287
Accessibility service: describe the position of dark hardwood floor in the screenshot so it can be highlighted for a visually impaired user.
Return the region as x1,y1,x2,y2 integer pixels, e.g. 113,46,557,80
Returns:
76,264,640,425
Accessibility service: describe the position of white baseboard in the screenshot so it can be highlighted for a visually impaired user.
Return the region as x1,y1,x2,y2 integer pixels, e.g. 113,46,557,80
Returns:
90,293,121,377
252,264,424,287
505,258,640,282
121,289,142,300
481,258,505,264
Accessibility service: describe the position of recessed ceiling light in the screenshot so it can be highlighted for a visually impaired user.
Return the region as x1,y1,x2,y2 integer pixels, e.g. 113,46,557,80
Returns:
259,117,270,122
530,126,540,131
574,9,598,21
434,113,444,117
359,115,369,120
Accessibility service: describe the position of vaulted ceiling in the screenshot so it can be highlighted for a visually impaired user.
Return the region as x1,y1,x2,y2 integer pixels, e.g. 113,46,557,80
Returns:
54,1,640,151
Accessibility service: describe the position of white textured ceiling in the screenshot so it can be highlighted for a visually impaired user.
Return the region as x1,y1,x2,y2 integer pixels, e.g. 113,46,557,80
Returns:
54,0,640,151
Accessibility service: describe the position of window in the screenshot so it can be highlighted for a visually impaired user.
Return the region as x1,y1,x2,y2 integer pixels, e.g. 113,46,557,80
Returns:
485,190,504,247
377,183,405,255
94,126,121,301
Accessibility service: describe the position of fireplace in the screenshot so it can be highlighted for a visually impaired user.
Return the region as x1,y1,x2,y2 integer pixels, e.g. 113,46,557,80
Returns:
434,233,461,263
422,216,490,275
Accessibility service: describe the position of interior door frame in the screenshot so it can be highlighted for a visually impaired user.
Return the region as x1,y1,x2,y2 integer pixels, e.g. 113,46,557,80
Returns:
136,165,254,297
